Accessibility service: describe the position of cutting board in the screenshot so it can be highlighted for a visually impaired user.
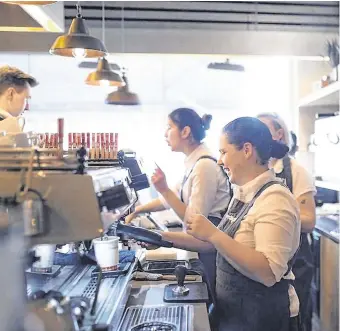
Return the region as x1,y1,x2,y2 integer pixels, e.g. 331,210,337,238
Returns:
145,247,178,261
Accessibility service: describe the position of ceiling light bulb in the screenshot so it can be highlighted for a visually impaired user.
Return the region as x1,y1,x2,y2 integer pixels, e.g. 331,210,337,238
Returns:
72,48,87,60
100,80,110,87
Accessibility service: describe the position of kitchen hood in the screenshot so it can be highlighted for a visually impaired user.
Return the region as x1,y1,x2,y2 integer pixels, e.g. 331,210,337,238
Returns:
0,1,64,32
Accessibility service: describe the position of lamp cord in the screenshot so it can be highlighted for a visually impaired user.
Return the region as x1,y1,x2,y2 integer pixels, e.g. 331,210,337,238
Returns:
76,1,82,18
102,1,105,45
121,3,125,54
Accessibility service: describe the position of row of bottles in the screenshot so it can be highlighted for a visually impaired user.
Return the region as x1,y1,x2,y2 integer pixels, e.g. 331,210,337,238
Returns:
68,132,119,160
37,133,59,149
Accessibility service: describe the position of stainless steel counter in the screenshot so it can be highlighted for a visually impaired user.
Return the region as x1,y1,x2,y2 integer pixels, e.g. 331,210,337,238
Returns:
125,282,211,331
315,215,339,244
124,247,211,331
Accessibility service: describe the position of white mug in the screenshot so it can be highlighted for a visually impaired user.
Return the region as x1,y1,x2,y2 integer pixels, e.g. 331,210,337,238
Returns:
93,236,119,271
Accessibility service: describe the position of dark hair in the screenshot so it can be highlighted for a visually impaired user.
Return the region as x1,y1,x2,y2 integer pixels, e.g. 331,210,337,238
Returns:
222,117,289,164
169,108,212,142
0,65,38,95
289,131,298,156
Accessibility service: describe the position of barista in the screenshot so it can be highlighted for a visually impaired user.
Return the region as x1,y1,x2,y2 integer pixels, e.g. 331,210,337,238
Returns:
0,65,38,132
154,117,301,331
258,113,316,331
125,107,231,291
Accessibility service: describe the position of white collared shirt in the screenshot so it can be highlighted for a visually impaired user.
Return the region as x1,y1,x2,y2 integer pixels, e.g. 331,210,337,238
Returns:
229,169,301,316
272,158,316,198
0,108,13,119
160,143,230,219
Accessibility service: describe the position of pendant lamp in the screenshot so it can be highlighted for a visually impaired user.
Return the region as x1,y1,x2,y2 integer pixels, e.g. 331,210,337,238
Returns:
2,1,56,4
85,57,124,87
85,2,124,87
49,2,107,59
105,6,140,105
208,59,245,72
105,74,140,106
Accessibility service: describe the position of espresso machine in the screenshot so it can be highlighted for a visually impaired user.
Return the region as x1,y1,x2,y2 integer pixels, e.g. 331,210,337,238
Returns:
0,141,174,331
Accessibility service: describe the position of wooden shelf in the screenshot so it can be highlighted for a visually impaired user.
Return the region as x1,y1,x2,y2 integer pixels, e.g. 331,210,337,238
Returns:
299,81,340,108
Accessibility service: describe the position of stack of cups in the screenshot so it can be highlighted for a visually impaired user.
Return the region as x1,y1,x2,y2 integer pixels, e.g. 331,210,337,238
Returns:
93,236,119,271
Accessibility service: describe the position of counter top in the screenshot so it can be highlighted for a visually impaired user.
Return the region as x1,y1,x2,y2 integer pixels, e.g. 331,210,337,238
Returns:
315,215,339,244
124,247,211,331
126,282,211,331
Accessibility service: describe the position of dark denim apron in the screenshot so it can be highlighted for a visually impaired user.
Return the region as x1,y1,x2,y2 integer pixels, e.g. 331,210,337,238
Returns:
215,180,293,331
180,156,232,300
276,156,314,331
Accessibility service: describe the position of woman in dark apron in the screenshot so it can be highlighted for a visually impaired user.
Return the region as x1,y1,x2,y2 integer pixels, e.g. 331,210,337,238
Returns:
258,113,316,331
125,108,231,293
163,117,301,331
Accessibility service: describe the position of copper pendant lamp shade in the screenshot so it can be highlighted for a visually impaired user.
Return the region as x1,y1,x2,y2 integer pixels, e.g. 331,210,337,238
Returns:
85,57,125,87
2,1,56,4
50,8,107,59
105,74,140,105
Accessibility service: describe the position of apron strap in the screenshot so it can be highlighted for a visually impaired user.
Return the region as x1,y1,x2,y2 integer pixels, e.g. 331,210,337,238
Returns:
276,155,293,193
180,155,217,202
222,180,286,238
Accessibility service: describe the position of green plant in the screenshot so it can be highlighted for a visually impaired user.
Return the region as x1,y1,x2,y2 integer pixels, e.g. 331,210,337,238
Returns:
326,39,339,81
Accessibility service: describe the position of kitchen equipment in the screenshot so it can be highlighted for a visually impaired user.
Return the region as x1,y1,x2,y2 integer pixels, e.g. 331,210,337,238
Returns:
143,260,190,275
163,265,209,303
117,305,194,331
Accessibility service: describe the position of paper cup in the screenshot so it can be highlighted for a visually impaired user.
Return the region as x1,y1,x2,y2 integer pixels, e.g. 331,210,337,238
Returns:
32,244,56,273
93,236,119,271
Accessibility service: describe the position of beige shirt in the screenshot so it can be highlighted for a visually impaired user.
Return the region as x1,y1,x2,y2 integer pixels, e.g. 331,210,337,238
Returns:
160,143,230,219
273,158,317,198
227,169,301,316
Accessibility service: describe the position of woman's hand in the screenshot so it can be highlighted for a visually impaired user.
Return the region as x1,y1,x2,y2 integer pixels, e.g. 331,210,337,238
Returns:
151,166,169,194
125,212,137,225
186,213,219,242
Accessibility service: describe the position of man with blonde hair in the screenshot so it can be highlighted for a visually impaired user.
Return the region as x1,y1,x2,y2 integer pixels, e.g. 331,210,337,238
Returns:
0,65,38,122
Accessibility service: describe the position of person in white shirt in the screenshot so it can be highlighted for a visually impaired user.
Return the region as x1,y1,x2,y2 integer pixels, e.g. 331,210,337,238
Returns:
258,112,316,331
125,107,231,292
155,117,300,331
0,65,38,132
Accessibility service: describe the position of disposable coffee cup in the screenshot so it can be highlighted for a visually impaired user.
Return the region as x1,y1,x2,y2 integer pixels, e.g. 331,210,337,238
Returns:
32,244,56,273
93,236,119,272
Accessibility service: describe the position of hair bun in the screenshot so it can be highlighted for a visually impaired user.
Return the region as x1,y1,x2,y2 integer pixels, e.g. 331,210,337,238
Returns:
201,114,213,130
270,140,289,159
